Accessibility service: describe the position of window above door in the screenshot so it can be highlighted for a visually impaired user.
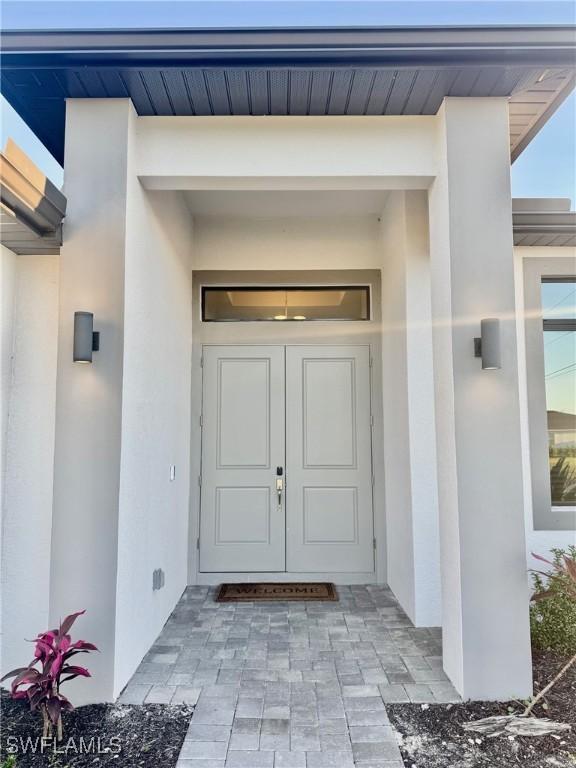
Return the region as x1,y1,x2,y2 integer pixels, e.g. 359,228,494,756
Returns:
202,286,370,322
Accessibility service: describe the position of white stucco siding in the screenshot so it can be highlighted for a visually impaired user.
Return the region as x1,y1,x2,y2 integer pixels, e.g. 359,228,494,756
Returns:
1,252,59,677
429,98,532,699
514,246,576,571
1,246,17,498
50,99,132,703
380,196,416,620
193,214,381,271
114,185,194,697
379,192,441,627
136,115,437,189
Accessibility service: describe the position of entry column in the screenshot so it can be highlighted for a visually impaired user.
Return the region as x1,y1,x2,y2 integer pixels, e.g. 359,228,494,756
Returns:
50,100,133,702
428,98,532,700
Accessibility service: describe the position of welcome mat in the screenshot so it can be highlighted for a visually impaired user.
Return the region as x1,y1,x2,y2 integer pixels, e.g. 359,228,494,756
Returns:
216,582,338,602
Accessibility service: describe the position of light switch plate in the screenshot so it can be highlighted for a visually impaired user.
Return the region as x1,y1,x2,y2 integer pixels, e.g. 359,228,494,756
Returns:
170,465,176,481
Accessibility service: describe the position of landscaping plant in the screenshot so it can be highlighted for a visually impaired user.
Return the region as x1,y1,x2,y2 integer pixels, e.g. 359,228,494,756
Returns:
1,610,97,741
465,547,576,737
524,547,576,716
530,546,576,655
549,456,576,505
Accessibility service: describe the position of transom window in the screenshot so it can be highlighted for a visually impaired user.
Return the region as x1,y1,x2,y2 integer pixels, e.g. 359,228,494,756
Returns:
202,286,370,322
541,278,576,507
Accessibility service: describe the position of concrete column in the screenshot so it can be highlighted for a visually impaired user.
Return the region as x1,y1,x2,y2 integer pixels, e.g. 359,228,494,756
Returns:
381,191,441,627
50,100,134,703
428,98,532,699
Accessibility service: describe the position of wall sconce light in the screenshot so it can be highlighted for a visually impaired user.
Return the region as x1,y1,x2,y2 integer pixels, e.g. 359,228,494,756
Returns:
73,312,100,363
474,318,501,370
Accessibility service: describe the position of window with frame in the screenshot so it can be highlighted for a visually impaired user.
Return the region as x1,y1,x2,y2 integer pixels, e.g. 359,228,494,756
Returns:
202,286,370,322
541,278,576,507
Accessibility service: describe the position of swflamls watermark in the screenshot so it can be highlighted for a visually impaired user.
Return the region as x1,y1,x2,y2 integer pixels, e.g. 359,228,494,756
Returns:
4,735,122,755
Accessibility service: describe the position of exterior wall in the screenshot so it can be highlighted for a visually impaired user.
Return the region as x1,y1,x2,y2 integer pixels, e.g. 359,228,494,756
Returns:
192,214,381,271
380,192,441,627
1,244,16,676
50,99,196,703
514,246,576,568
136,116,437,190
51,99,132,703
115,187,193,697
428,98,532,699
1,250,59,677
1,246,16,498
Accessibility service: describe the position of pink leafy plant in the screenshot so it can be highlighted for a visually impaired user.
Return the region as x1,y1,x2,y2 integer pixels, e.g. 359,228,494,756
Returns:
1,610,97,740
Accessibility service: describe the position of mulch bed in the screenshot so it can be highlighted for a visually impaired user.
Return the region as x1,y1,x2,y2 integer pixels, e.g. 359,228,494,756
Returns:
388,649,576,768
0,692,193,767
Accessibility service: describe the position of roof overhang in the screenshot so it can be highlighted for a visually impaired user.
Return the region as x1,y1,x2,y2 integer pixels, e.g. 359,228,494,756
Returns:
513,198,576,247
1,25,575,165
0,139,66,254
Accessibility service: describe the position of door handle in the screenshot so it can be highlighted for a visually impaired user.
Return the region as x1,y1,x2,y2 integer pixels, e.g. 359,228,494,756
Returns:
276,467,284,506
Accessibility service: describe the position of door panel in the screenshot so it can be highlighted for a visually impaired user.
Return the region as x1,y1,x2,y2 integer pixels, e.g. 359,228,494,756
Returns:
200,346,285,572
286,346,374,572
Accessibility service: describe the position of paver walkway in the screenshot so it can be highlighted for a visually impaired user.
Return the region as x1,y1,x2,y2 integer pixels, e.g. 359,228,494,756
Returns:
119,585,460,767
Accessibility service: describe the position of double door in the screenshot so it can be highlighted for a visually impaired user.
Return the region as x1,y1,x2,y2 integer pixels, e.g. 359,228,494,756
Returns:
199,345,374,573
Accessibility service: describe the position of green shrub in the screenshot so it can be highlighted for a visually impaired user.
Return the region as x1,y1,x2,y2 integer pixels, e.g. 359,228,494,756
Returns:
530,546,576,655
1,756,17,768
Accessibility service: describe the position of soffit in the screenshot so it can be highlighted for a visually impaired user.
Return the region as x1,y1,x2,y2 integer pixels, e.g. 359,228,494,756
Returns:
1,26,574,164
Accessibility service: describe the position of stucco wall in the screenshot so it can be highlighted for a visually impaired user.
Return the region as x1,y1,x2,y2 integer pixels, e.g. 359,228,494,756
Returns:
379,192,441,627
136,115,437,188
50,99,131,703
192,214,382,271
428,99,531,699
1,251,59,676
114,186,194,697
380,196,415,618
1,246,16,502
514,246,576,570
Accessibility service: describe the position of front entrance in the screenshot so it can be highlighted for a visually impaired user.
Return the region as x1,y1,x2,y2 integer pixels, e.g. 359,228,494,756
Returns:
199,345,374,573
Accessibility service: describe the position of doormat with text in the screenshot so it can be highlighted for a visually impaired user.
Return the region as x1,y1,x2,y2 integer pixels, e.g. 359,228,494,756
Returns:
216,582,338,602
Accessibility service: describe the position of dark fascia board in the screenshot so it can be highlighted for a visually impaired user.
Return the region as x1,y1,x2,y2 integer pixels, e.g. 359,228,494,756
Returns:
1,25,575,68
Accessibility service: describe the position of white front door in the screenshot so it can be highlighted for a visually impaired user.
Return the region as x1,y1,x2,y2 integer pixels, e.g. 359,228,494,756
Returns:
199,346,286,572
200,345,374,573
286,346,374,572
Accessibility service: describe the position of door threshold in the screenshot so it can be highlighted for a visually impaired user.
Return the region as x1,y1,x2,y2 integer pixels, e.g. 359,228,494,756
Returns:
195,571,377,586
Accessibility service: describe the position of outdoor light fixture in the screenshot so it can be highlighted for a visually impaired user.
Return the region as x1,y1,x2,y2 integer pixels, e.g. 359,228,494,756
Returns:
474,318,501,370
73,312,100,363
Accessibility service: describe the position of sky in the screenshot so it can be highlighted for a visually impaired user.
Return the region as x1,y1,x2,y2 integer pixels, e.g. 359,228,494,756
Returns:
1,0,575,203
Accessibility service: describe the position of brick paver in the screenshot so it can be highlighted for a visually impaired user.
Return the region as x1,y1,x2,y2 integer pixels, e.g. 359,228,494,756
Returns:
118,585,460,766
